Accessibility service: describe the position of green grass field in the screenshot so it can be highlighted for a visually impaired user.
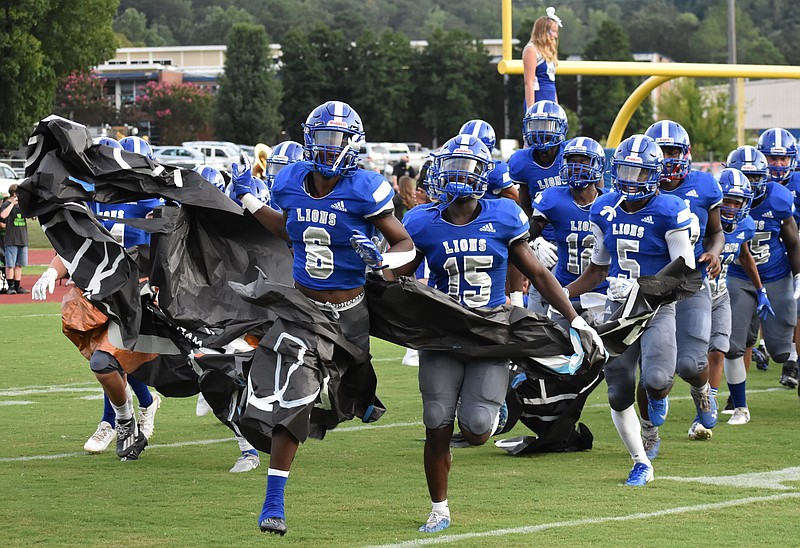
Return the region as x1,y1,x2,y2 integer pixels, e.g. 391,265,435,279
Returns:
1,303,799,547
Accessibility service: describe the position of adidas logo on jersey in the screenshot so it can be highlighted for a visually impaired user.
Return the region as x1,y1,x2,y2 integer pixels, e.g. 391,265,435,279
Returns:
737,232,746,239
331,200,348,212
763,210,774,218
641,215,654,225
686,189,699,198
479,223,496,233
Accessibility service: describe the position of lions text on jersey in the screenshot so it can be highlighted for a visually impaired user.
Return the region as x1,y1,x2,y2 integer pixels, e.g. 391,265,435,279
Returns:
508,143,564,241
91,198,162,248
403,198,529,308
271,161,394,291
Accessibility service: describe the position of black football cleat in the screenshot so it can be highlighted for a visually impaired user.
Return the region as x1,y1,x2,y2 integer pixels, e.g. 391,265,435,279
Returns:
260,517,287,536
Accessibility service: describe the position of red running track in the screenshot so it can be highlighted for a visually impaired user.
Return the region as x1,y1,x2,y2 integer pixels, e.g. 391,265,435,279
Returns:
2,248,72,305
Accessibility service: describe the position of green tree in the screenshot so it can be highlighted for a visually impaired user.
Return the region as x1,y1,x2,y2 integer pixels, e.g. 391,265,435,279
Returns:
113,8,174,47
0,0,117,149
350,29,413,141
136,80,213,144
628,0,700,62
191,6,254,45
656,78,736,161
411,27,491,146
580,20,653,143
214,23,283,144
278,26,353,141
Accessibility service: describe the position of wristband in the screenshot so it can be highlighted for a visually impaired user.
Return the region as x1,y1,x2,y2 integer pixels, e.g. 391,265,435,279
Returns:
241,193,265,214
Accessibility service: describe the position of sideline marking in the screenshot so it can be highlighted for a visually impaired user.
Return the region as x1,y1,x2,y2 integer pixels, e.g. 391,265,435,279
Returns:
0,313,61,319
0,387,102,397
365,492,800,548
0,401,35,406
585,387,784,408
661,467,800,490
0,421,423,462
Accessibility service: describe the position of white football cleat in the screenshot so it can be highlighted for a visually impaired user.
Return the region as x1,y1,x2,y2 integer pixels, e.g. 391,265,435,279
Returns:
727,407,751,425
196,393,213,417
138,393,161,440
84,421,116,453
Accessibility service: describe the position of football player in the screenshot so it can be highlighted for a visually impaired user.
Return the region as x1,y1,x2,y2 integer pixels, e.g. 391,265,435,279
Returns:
459,119,525,307
567,135,694,486
725,144,800,397
230,100,414,536
530,136,608,323
639,120,723,447
508,100,568,313
83,136,162,455
757,128,800,388
707,168,770,426
389,133,605,533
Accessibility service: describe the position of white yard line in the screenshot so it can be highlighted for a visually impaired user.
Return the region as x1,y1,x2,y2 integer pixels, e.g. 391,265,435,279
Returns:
365,492,800,548
0,313,61,319
585,387,785,408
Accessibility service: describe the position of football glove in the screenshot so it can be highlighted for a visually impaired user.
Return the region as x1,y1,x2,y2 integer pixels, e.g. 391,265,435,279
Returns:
531,237,558,269
32,267,58,301
606,276,636,302
350,229,384,270
231,152,256,198
756,287,775,320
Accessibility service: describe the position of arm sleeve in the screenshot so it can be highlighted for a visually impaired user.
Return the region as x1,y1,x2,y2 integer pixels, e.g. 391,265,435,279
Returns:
666,228,696,269
590,222,611,266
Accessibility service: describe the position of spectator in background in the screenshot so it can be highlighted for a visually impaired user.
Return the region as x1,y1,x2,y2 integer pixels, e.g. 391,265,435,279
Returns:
522,6,561,111
1,184,30,294
393,175,418,221
392,154,417,187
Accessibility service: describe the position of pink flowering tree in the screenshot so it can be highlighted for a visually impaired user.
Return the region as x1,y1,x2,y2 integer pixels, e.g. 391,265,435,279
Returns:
135,81,213,144
54,70,114,125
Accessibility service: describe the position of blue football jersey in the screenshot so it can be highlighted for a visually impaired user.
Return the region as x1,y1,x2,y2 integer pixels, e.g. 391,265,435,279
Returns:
508,143,564,241
660,170,722,259
272,161,395,291
485,160,513,199
710,216,755,297
590,191,692,279
728,182,795,283
782,171,800,225
532,185,609,292
91,198,163,248
403,198,530,309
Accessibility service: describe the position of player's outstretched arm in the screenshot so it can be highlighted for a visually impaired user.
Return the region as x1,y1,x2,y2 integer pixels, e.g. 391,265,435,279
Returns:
509,239,576,322
32,255,68,301
699,206,724,278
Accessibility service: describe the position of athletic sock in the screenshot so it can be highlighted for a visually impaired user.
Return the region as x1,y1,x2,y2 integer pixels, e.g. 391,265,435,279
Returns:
789,348,798,362
709,387,719,398
111,397,133,422
260,468,289,522
236,434,256,453
242,448,258,457
128,376,153,408
611,405,650,466
102,394,116,428
727,380,747,409
432,499,450,518
640,418,658,440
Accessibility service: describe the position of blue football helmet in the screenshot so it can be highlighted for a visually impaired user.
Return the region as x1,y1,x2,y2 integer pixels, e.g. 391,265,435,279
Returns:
522,100,568,150
645,120,691,181
194,165,226,192
757,127,797,183
119,136,154,160
459,119,496,151
226,177,270,207
559,136,605,189
725,145,768,200
717,168,753,231
93,137,122,149
610,135,664,201
433,134,493,201
266,140,304,187
302,101,365,177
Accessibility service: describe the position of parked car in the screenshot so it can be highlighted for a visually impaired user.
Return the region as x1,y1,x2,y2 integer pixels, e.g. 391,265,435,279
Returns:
0,161,21,197
358,142,389,173
152,146,206,169
182,142,240,171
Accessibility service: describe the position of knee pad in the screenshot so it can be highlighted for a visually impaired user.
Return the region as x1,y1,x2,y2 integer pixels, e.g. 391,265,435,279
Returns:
458,404,495,438
676,355,706,380
641,367,672,394
422,401,453,430
772,352,789,364
89,350,124,375
607,385,634,412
